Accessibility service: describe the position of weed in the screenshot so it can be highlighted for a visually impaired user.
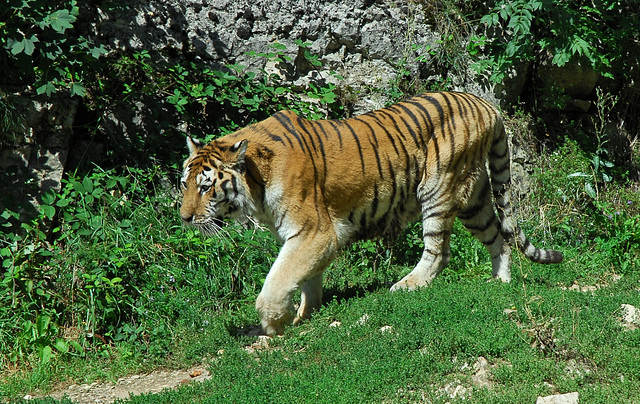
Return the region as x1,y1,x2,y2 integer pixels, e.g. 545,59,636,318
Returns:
568,88,619,198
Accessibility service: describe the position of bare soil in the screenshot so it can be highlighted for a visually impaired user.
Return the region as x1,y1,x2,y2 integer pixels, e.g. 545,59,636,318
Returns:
35,367,211,404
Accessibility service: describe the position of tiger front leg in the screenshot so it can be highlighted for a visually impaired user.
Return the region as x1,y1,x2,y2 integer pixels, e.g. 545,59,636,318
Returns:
390,233,452,291
256,233,336,336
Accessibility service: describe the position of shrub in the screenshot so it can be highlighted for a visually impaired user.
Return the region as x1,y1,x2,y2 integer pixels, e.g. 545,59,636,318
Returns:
473,0,639,83
0,0,106,95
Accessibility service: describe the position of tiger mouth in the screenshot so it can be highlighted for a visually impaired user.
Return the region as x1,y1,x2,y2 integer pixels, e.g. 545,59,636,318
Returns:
184,216,227,235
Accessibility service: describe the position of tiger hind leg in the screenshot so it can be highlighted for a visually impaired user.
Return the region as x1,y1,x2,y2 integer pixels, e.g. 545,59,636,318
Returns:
458,173,512,282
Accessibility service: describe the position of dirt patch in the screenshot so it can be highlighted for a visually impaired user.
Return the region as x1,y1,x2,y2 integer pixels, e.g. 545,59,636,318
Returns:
33,367,211,404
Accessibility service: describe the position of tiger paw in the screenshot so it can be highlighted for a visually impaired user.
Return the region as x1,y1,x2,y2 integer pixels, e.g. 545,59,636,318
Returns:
390,276,430,292
256,294,294,336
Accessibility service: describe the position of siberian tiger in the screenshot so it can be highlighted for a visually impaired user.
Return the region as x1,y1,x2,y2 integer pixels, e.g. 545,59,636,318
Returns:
179,91,563,336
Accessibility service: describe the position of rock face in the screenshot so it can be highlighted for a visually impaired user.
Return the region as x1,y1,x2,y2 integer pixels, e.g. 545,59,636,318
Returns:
92,0,457,113
0,94,78,219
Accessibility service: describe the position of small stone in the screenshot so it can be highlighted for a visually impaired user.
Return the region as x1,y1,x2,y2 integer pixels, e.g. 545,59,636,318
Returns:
356,314,370,325
621,304,640,330
536,392,579,404
503,308,518,316
472,356,493,389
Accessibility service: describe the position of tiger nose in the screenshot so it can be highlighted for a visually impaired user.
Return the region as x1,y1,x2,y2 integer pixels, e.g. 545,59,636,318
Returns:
180,213,193,223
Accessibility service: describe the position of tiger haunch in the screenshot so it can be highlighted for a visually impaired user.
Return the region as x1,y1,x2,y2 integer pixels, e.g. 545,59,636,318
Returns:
179,91,563,336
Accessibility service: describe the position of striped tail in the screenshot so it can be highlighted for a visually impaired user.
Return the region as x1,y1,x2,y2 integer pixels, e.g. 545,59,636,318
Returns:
489,119,564,264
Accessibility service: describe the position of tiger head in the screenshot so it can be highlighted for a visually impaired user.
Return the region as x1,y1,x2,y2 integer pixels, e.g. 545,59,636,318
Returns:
179,136,252,234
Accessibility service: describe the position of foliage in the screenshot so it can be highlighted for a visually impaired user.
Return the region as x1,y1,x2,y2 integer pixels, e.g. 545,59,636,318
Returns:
530,141,640,285
0,0,106,96
98,41,342,143
0,167,278,367
0,91,24,144
473,0,639,83
78,40,344,169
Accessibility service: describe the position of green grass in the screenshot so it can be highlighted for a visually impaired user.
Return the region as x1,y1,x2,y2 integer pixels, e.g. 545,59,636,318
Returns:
12,272,640,403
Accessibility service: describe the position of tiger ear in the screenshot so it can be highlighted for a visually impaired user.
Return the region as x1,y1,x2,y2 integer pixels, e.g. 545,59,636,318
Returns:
230,139,248,171
186,136,205,154
231,139,248,160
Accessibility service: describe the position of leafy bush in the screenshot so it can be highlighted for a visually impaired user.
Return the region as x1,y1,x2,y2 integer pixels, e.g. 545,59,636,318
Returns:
473,0,639,83
112,42,341,127
0,0,106,95
0,166,279,366
81,41,343,168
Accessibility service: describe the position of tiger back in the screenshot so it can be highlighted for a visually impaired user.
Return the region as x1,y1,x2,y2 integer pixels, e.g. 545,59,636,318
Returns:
180,91,563,335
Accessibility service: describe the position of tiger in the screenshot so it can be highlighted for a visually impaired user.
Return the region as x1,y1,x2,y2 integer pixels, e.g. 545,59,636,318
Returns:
179,91,563,336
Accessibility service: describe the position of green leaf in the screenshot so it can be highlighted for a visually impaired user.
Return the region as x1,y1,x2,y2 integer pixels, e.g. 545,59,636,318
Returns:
569,35,591,57
552,50,572,67
505,41,519,57
90,45,107,59
53,338,69,353
7,35,38,56
82,177,94,194
40,345,52,364
71,82,86,97
41,205,56,219
480,14,495,26
41,190,57,205
11,35,40,56
72,180,86,194
56,198,70,207
36,315,51,337
36,82,57,96
48,9,76,33
69,340,83,354
23,36,37,55
10,39,24,55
